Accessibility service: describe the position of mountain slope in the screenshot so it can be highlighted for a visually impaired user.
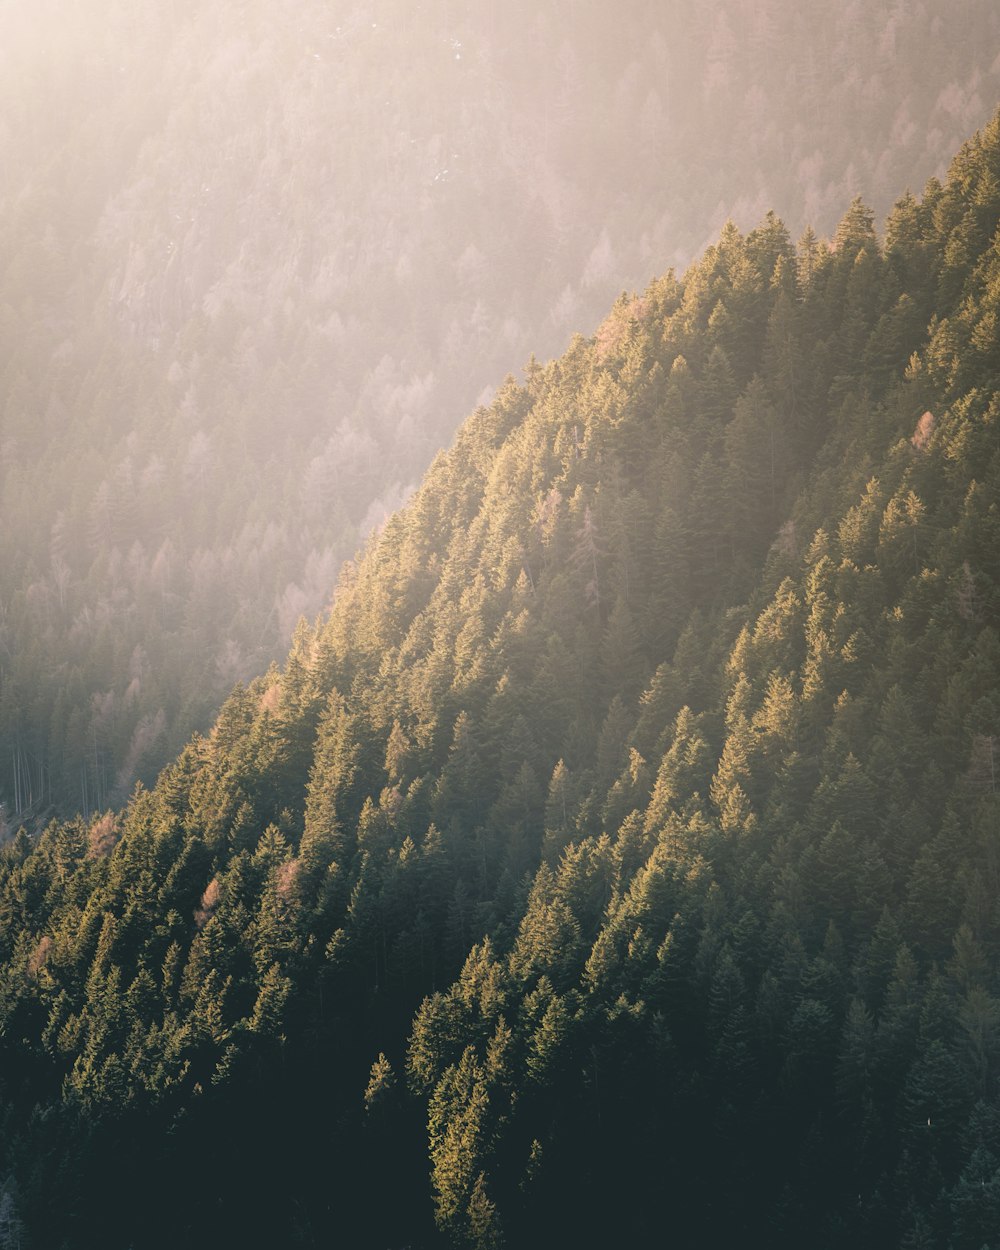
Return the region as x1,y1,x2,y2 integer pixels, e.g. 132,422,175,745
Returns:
2,0,999,821
3,113,1000,1247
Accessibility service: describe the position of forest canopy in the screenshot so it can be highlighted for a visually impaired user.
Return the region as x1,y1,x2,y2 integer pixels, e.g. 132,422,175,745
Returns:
3,107,1000,1247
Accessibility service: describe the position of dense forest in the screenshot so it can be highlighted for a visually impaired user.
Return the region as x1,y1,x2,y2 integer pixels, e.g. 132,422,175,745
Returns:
2,112,1000,1246
3,0,1000,820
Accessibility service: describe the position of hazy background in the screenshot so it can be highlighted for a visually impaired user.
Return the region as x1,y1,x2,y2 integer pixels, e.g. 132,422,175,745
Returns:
1,0,998,820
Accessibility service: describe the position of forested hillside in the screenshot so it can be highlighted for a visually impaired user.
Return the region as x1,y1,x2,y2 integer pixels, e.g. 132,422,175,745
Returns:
2,0,999,820
2,113,1000,1247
